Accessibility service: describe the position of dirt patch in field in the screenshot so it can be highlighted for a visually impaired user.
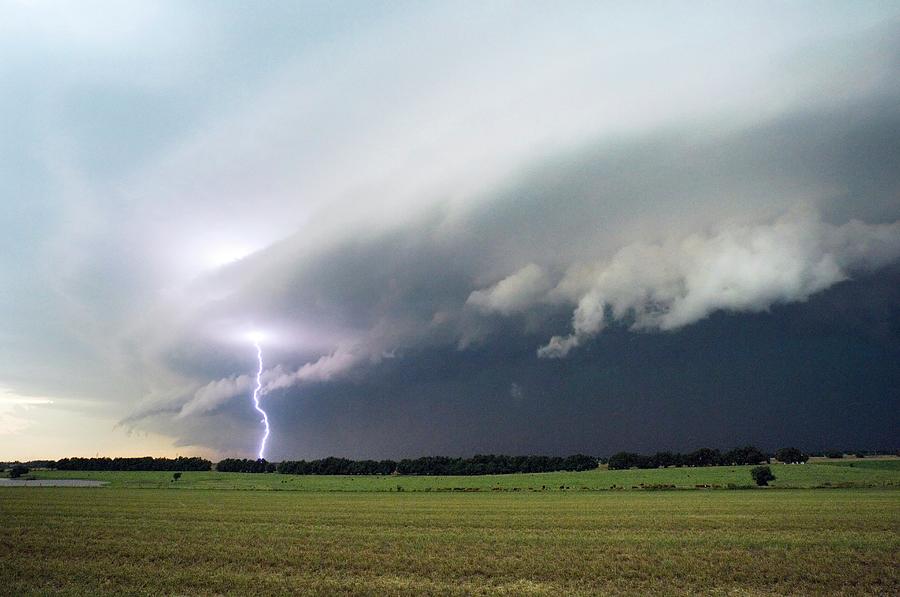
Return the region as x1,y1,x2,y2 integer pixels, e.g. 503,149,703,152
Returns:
0,479,107,487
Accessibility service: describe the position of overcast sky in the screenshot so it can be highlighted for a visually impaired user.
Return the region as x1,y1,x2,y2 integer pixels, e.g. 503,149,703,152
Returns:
2,1,899,460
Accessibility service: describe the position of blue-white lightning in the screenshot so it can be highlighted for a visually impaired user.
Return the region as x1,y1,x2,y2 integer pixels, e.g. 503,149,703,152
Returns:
249,334,270,459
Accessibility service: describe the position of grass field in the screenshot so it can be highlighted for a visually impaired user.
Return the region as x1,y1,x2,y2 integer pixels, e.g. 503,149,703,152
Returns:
2,488,897,595
5,462,899,594
27,459,900,491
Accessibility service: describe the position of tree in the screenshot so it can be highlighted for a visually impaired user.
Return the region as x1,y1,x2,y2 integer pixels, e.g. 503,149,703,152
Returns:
216,458,272,473
684,448,721,467
607,452,647,470
751,465,775,486
722,446,769,466
775,447,808,464
651,451,678,468
172,472,182,481
9,464,29,479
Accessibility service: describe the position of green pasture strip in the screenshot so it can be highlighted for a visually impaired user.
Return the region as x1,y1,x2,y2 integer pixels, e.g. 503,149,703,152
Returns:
816,459,900,471
1,489,897,595
30,462,900,491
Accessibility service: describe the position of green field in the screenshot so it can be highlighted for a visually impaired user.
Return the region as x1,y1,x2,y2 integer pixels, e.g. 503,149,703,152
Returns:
27,459,900,491
2,488,897,595
4,462,899,595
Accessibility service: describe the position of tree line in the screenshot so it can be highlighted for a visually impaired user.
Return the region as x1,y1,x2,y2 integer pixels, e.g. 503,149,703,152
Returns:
219,454,599,475
394,454,598,475
607,446,810,470
215,458,276,473
53,456,212,471
277,457,397,475
278,454,599,475
12,446,896,475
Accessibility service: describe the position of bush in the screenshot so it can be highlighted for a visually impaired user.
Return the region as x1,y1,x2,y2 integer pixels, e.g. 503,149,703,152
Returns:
9,464,30,478
751,465,775,486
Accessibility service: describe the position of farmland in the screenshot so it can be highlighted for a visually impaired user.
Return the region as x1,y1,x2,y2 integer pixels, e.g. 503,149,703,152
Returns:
24,458,900,491
2,487,898,595
2,461,899,595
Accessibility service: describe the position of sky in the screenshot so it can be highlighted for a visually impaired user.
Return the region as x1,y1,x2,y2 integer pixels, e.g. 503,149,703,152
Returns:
1,1,899,461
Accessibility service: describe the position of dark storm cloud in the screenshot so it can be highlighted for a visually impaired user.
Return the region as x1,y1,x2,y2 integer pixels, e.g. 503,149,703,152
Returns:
4,3,900,458
257,268,900,459
132,69,900,454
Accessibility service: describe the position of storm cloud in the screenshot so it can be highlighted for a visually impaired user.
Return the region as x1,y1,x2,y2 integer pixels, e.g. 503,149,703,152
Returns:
1,2,899,459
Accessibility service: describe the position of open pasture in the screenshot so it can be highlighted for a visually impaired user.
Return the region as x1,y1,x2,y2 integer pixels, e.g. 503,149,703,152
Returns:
27,459,900,491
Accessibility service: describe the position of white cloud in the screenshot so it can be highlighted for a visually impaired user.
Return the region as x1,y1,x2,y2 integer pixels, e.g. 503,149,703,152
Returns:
0,390,55,435
263,347,367,393
467,264,550,315
177,374,252,419
172,345,369,421
539,213,900,357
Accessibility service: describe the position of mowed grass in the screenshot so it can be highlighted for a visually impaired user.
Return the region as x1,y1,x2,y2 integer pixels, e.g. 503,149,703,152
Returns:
1,488,897,595
30,460,900,491
817,458,900,471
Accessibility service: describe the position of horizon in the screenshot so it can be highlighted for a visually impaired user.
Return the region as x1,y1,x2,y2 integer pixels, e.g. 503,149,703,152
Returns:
6,443,896,465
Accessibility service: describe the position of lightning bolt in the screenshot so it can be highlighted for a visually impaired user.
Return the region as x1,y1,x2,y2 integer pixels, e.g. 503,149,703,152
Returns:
251,339,270,459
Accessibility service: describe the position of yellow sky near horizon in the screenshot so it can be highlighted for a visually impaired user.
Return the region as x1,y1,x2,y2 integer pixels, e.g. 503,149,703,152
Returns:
0,389,216,461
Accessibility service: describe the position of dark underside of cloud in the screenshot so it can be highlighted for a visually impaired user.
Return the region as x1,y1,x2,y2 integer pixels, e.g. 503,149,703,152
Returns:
223,266,899,460
137,74,900,459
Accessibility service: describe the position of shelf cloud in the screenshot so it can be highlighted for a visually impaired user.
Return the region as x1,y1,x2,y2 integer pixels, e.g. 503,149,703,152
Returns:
538,214,900,357
2,3,899,459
